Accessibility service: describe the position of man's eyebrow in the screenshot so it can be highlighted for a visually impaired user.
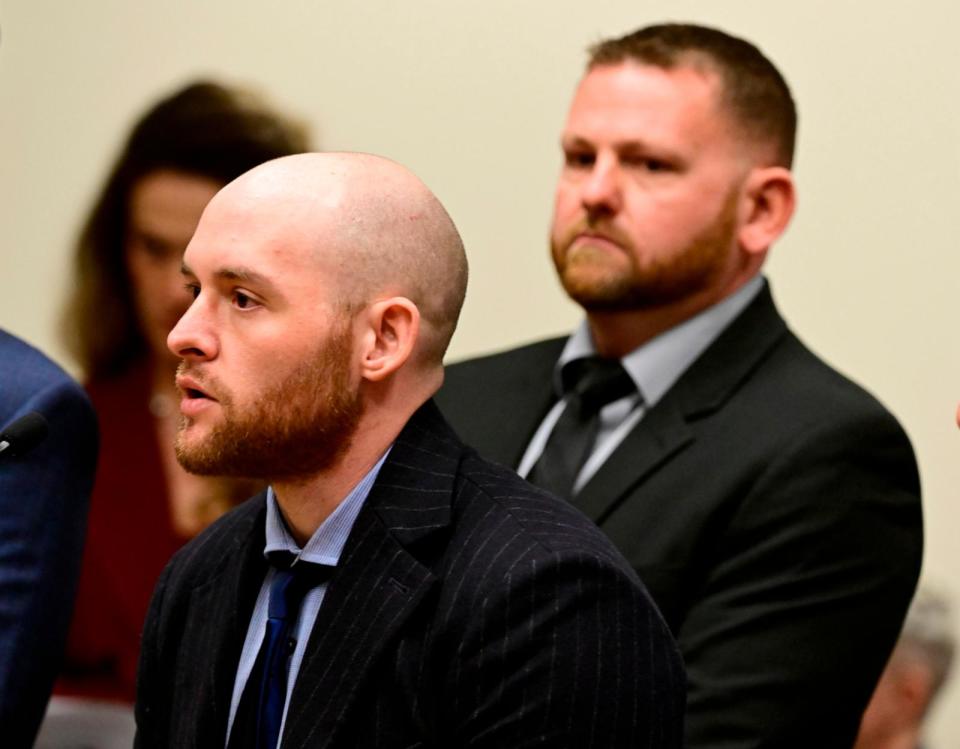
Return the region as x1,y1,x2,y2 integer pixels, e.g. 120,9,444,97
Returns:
561,134,594,148
178,263,276,294
563,134,686,163
213,266,275,289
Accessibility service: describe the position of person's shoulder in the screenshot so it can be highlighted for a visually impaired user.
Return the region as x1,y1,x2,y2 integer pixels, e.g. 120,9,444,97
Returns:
0,330,95,441
437,336,567,429
716,287,904,429
161,493,266,590
0,329,79,398
451,451,639,578
443,336,567,382
705,325,921,518
758,327,908,432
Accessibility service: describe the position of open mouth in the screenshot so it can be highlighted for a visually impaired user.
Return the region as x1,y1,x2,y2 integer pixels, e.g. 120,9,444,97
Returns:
176,375,218,403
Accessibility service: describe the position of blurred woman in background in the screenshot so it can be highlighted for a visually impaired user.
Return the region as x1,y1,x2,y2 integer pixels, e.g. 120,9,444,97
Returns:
57,81,310,703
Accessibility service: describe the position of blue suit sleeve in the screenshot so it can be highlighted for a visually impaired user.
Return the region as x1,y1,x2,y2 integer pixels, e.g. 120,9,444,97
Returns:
0,377,98,746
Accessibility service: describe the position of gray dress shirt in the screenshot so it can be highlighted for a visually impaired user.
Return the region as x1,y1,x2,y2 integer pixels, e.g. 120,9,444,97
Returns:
518,275,764,493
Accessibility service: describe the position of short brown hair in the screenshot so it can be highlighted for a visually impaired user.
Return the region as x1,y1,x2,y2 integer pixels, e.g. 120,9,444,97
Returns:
589,23,797,167
62,80,311,380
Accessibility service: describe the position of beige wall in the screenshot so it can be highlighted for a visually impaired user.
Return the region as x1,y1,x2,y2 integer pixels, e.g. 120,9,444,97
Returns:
2,0,958,741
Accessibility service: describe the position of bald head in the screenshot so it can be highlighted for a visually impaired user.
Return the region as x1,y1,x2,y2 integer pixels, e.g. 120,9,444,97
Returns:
211,152,468,364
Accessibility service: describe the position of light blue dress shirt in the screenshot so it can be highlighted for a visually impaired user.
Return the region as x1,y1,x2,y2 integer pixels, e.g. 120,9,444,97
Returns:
224,450,390,747
517,275,765,493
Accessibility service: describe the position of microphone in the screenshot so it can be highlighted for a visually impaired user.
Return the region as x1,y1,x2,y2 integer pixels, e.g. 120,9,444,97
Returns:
0,411,49,459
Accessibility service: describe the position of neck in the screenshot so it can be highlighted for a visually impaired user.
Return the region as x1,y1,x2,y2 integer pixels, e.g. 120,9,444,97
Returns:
585,274,755,358
271,445,383,547
270,397,422,546
585,294,715,358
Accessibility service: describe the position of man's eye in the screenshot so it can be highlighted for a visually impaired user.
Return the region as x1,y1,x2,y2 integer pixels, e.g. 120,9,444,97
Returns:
184,283,200,300
624,156,670,172
234,291,256,309
564,150,595,168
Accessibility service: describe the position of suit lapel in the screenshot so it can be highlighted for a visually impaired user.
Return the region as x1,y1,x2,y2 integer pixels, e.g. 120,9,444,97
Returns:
494,345,560,466
181,498,269,747
573,399,693,523
281,401,459,748
574,284,789,523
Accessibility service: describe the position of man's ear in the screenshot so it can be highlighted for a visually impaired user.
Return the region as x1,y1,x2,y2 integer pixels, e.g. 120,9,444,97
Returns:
738,166,796,255
358,297,420,382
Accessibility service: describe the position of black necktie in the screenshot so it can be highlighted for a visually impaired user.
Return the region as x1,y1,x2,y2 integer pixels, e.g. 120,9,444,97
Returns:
227,554,331,749
527,356,636,499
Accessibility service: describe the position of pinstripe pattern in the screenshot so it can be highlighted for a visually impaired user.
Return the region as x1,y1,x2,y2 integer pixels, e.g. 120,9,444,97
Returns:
135,400,684,748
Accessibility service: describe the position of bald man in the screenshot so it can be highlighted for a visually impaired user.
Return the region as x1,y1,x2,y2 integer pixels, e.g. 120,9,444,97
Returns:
133,153,684,748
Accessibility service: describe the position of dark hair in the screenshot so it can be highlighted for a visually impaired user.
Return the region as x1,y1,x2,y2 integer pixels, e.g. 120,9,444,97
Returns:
61,80,311,380
588,23,797,167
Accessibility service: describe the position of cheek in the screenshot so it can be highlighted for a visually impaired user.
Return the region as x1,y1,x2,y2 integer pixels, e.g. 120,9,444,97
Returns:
622,191,711,242
551,184,581,235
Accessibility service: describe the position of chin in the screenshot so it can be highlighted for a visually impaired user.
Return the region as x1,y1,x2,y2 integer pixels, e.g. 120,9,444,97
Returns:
175,426,209,458
561,271,628,306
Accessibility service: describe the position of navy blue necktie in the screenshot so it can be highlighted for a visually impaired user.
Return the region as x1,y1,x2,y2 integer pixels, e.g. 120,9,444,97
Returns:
528,356,636,498
229,555,330,749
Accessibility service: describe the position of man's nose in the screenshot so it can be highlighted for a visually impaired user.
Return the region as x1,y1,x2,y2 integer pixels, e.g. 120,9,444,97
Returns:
167,296,217,361
581,155,623,217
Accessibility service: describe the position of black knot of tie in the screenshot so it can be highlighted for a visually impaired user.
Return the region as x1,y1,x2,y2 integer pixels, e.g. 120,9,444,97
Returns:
560,356,636,415
528,356,636,499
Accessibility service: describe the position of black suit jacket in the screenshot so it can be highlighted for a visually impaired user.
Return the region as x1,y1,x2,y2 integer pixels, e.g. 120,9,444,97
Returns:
135,401,684,748
436,284,923,748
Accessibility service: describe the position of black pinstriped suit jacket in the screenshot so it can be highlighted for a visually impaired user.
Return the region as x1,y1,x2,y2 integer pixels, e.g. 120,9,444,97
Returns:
134,400,685,748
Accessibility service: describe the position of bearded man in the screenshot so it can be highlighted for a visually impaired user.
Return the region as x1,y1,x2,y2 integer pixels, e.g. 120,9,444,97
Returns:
133,152,684,748
436,23,922,748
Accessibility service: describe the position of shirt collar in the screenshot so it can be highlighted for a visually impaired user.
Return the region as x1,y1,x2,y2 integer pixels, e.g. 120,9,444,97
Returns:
557,275,765,407
263,447,392,567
